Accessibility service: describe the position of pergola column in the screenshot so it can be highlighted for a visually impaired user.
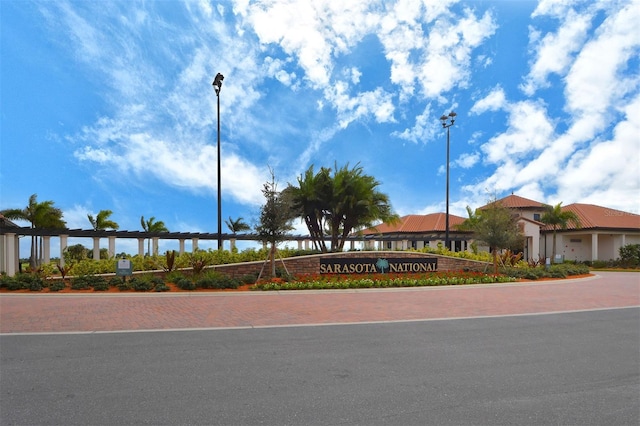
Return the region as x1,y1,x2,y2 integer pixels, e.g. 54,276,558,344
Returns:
192,238,199,252
59,235,68,268
3,233,17,276
42,236,51,264
152,237,159,256
179,239,185,255
108,236,116,258
92,237,100,260
138,238,145,257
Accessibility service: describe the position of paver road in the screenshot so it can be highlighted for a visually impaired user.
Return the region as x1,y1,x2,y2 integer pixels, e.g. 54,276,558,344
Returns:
1,271,638,334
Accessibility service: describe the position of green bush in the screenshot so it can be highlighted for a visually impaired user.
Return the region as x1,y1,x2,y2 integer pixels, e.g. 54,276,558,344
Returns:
240,273,259,284
109,276,124,287
71,275,93,290
154,282,170,292
196,271,239,289
177,278,196,290
619,244,640,267
29,280,43,291
130,277,154,292
49,281,66,292
117,280,131,291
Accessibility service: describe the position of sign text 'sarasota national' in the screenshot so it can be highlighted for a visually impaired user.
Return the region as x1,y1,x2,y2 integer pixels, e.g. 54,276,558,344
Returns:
319,257,437,274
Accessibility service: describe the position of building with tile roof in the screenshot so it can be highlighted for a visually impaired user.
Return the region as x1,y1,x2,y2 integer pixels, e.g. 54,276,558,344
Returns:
360,213,471,251
358,195,640,262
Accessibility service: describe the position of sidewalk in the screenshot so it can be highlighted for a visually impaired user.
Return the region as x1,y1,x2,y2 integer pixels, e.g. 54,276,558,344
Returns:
1,272,638,334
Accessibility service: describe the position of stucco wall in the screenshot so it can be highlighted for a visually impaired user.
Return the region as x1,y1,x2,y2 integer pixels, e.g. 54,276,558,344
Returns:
210,251,491,278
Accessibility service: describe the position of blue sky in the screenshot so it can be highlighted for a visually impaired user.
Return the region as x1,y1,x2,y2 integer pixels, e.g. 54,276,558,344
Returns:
1,0,639,256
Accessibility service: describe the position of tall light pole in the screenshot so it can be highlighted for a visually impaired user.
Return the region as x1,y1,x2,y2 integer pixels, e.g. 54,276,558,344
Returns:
212,73,224,250
439,111,456,251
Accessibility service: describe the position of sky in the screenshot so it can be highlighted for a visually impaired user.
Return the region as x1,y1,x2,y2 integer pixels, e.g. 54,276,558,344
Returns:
1,0,639,257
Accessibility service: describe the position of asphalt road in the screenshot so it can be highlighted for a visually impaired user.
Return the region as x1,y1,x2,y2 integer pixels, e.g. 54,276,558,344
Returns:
1,307,638,426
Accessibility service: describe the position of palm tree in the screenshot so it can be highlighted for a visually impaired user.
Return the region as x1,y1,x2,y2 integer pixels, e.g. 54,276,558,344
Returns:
88,210,119,230
287,163,398,252
1,194,66,268
225,216,250,234
225,216,251,252
140,216,169,256
541,202,581,262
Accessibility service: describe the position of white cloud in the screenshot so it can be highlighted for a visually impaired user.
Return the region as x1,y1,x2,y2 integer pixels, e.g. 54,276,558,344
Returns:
480,100,555,164
455,152,480,169
470,86,507,115
554,94,640,212
391,104,436,144
521,9,592,95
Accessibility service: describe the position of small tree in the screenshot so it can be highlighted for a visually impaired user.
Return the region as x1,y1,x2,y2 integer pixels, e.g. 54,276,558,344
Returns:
473,198,524,275
255,169,295,277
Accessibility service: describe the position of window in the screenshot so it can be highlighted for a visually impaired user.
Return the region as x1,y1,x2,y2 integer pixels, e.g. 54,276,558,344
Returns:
570,239,582,243
533,213,541,221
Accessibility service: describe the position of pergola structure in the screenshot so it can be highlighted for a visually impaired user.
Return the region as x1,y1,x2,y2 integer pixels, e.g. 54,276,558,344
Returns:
0,225,407,276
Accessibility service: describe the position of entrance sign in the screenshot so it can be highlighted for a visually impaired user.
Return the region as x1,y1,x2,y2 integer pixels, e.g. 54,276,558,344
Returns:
116,258,133,276
320,257,437,274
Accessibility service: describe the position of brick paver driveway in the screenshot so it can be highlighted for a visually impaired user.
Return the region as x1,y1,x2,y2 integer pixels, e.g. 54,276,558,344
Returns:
1,271,638,334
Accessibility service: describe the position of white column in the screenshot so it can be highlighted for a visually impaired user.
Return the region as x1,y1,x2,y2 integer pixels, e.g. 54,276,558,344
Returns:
4,233,17,276
138,238,145,257
591,233,598,261
92,237,100,260
297,240,302,250
152,237,159,256
59,235,68,268
108,236,116,258
305,240,310,250
179,239,185,255
42,236,51,264
191,238,199,252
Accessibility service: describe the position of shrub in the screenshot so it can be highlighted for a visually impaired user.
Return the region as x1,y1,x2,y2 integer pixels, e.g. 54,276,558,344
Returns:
619,244,640,267
177,278,196,290
29,280,43,291
240,273,259,284
109,276,124,287
131,278,153,292
117,280,131,291
154,282,170,292
6,278,24,291
165,271,186,284
71,275,93,290
49,281,66,292
8,274,45,291
196,271,239,289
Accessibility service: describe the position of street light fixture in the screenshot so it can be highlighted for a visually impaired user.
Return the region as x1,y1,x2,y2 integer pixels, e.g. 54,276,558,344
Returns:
212,73,224,250
439,111,456,251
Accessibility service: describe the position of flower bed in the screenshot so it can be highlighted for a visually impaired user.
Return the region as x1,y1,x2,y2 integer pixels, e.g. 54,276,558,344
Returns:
253,271,516,291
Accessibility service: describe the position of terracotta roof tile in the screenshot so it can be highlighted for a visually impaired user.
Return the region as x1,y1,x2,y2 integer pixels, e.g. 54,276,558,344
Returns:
560,204,640,230
489,194,548,209
362,213,466,234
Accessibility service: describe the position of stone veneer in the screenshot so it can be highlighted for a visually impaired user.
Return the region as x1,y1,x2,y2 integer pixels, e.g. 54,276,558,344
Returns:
210,251,491,278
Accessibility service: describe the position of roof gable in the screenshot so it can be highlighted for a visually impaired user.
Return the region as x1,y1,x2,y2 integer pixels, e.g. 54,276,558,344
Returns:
487,194,547,209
